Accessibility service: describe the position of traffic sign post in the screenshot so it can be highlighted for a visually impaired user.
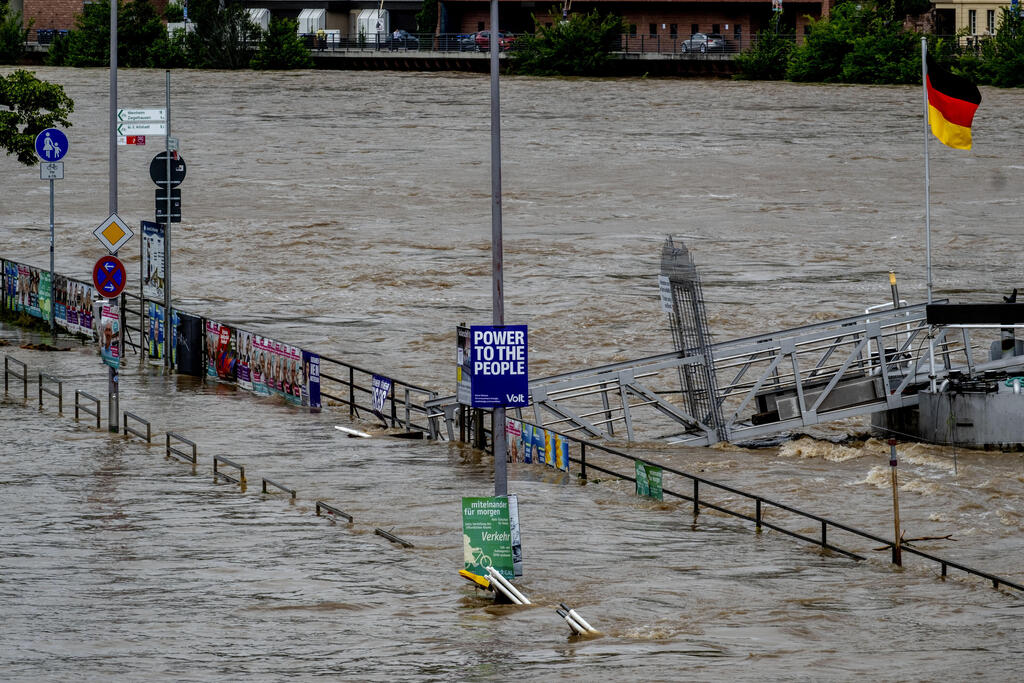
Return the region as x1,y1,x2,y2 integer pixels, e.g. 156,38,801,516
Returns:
34,128,69,334
93,255,127,298
149,151,186,188
93,213,135,253
155,188,181,222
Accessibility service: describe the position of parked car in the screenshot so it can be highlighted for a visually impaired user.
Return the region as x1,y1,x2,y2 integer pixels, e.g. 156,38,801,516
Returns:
475,30,515,51
680,32,727,53
438,33,475,51
458,33,478,51
385,30,420,51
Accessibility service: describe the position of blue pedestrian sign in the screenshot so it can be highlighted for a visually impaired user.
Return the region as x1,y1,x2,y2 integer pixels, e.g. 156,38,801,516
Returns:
35,128,69,162
469,325,529,408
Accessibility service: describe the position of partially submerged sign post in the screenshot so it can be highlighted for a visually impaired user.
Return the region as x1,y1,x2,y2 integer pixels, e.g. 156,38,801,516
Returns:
462,496,514,580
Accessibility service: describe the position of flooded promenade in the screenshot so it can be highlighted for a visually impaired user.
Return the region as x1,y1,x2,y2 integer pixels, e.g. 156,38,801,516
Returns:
2,67,1023,679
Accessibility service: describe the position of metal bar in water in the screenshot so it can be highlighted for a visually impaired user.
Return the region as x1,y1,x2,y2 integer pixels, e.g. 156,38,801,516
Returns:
315,501,353,523
75,390,101,429
375,528,414,548
38,372,63,413
122,411,151,442
213,455,245,484
165,432,197,464
262,478,296,498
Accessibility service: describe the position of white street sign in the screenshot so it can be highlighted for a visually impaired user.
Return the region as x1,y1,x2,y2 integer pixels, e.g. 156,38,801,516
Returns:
117,108,166,122
167,137,180,151
93,213,135,254
116,121,166,136
40,162,64,180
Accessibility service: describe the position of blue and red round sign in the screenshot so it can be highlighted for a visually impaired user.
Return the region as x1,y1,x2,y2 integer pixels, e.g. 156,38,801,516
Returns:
93,255,127,298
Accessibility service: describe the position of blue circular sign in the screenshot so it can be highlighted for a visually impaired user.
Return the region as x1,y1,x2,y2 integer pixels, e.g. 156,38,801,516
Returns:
35,128,69,162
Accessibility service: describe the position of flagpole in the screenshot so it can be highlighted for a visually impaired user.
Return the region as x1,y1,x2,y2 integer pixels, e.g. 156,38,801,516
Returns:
921,38,939,392
921,37,932,305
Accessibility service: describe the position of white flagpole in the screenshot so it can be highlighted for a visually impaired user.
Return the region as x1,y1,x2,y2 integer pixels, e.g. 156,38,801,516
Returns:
921,37,932,305
921,38,937,392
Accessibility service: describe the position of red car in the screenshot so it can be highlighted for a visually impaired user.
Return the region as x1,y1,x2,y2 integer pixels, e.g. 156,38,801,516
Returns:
475,30,516,51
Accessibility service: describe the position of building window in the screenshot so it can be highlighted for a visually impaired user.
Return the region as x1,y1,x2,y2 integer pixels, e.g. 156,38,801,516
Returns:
629,24,637,36
734,24,742,46
669,23,677,38
712,24,719,34
987,9,995,33
478,21,485,32
968,9,976,34
691,24,699,36
649,23,657,36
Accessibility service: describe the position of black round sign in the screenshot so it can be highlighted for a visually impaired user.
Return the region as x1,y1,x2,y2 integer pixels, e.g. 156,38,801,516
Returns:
149,152,187,188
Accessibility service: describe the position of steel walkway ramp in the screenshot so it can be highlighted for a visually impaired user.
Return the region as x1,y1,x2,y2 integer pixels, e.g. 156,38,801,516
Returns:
427,301,1024,447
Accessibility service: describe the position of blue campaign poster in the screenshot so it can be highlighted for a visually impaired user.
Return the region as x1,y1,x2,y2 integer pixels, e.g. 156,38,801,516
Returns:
303,351,321,412
469,325,529,408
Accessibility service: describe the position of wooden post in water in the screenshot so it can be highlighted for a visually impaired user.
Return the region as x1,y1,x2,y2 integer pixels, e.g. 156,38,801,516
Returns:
889,438,902,566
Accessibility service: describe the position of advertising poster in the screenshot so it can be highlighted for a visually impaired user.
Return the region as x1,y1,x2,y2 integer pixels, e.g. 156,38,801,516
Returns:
372,374,392,416
282,343,302,405
456,325,472,405
206,321,237,382
98,301,120,369
521,423,533,464
461,496,514,580
26,265,40,318
468,325,529,408
635,461,664,501
543,429,555,467
38,270,51,323
267,340,284,396
302,350,321,411
555,433,570,472
52,275,66,326
4,261,17,311
251,335,270,396
18,264,30,313
532,427,545,465
141,220,165,300
505,417,522,463
146,303,178,362
236,329,254,391
508,493,523,578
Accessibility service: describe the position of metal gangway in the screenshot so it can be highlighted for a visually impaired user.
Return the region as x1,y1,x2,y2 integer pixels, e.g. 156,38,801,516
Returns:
429,301,1024,447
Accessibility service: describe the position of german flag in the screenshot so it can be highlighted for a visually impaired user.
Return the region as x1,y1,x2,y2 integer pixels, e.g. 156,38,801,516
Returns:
926,55,981,150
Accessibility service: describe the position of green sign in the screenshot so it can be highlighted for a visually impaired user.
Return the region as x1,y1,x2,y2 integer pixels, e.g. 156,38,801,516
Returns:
635,461,663,501
462,496,514,580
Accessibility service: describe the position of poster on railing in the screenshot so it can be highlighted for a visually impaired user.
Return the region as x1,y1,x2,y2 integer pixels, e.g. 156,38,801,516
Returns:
146,302,178,363
521,423,533,463
206,320,237,383
236,329,254,391
2,261,15,311
555,433,570,472
98,301,120,369
55,276,93,336
282,342,303,405
635,461,663,501
302,350,321,411
141,220,165,300
372,374,392,416
251,335,271,396
38,270,51,324
505,417,522,462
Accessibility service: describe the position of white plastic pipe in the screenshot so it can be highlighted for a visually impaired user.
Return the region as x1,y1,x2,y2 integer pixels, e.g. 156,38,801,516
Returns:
334,425,372,438
556,608,587,635
488,576,523,604
560,602,597,633
485,566,531,604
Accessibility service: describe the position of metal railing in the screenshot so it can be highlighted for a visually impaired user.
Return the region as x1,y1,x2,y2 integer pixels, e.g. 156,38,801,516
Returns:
262,477,296,498
4,355,28,399
315,501,353,522
37,372,63,413
166,432,197,465
75,390,101,429
213,455,246,486
123,411,151,442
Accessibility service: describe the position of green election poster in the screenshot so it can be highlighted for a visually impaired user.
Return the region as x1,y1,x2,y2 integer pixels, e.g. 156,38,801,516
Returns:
635,461,663,501
462,496,514,580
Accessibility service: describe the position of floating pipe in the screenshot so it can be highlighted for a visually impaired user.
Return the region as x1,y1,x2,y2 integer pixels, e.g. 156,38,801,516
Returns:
559,602,598,633
334,425,372,438
487,574,522,604
556,608,587,635
485,566,531,604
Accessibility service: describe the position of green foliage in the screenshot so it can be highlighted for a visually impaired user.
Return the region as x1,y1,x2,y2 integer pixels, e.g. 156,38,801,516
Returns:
961,9,1024,87
251,17,312,70
43,31,71,66
510,8,625,76
786,1,920,84
415,0,438,36
59,0,165,67
733,14,794,80
0,3,29,64
0,70,74,165
184,0,259,69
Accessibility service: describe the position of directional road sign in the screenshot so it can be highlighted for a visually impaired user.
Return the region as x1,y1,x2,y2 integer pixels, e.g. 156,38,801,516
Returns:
117,108,166,122
117,121,166,136
150,152,187,188
40,162,64,180
35,128,69,162
93,213,135,253
155,188,182,222
93,255,127,298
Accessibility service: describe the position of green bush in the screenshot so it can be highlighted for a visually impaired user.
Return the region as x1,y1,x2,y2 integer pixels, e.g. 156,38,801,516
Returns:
251,17,312,70
733,14,794,80
0,3,29,64
510,8,625,76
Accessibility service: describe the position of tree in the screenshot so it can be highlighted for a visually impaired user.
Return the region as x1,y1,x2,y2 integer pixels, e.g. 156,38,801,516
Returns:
251,17,313,70
0,0,30,64
733,13,794,80
184,0,260,69
511,8,625,76
0,70,74,165
54,0,171,67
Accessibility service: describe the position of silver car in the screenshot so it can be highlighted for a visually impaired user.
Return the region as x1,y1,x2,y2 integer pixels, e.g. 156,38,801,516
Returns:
680,32,727,53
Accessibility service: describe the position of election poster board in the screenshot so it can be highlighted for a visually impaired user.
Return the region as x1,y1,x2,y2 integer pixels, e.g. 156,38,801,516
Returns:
206,320,237,382
635,461,664,501
456,325,472,405
141,220,165,300
469,324,529,408
146,302,178,363
302,350,321,411
98,301,120,369
462,496,514,580
372,374,392,417
236,328,254,391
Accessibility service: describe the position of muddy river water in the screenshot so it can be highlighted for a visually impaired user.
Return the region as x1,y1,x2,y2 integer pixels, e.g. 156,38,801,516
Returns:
1,67,1023,680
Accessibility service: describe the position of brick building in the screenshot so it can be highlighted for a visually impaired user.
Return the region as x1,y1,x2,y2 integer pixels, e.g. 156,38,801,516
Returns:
13,0,171,33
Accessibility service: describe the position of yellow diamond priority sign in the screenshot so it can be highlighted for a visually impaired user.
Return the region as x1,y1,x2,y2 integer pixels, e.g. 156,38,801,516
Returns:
93,213,134,254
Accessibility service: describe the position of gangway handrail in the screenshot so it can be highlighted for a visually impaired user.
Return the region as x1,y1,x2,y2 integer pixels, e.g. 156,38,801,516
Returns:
38,372,63,413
